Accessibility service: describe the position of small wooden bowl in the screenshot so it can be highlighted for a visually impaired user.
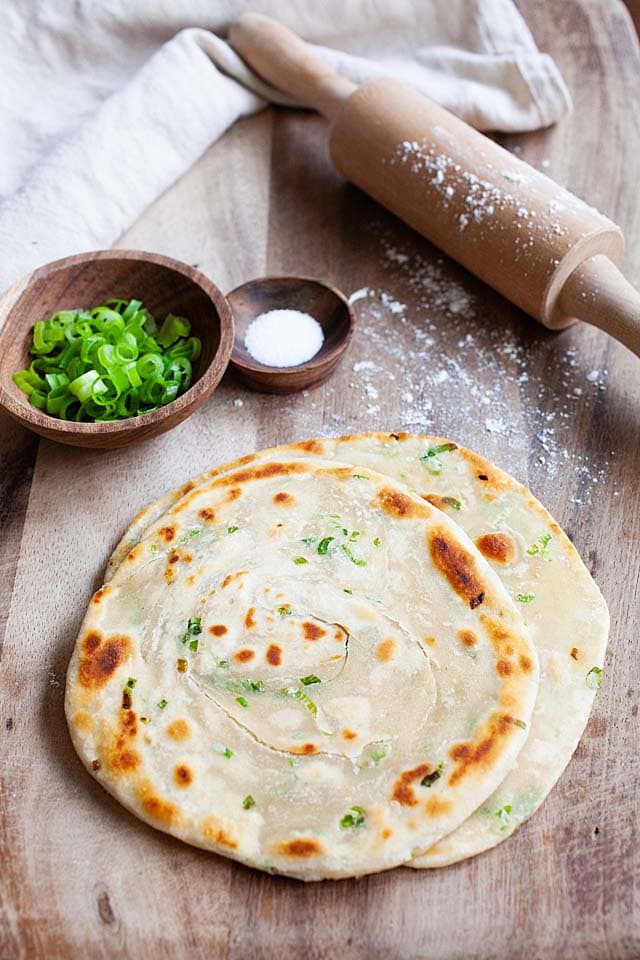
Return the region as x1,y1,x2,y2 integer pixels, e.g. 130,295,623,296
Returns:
0,250,234,448
227,276,354,393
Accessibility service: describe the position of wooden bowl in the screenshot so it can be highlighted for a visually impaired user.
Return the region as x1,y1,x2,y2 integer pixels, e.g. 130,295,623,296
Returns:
0,250,234,448
227,276,354,393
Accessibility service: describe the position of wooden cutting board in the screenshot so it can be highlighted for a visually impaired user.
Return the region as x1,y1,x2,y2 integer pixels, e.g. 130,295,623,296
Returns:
1,1,639,957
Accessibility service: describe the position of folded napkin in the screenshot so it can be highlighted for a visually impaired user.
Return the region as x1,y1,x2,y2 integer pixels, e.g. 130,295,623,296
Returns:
0,0,571,291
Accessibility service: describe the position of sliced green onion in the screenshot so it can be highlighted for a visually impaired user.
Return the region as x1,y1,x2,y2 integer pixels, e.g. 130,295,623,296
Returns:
157,313,190,347
12,299,200,423
340,805,366,829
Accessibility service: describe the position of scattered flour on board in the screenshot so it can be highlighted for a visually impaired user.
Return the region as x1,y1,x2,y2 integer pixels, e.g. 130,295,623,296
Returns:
221,229,614,506
343,231,613,503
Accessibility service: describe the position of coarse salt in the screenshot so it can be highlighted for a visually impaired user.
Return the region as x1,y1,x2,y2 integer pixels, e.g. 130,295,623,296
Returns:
244,309,324,367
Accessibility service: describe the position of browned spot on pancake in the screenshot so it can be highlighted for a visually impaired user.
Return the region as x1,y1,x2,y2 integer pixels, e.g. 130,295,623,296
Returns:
429,530,486,610
186,574,196,586
176,658,188,673
126,545,141,563
290,743,318,755
245,608,257,629
73,711,92,733
295,439,325,455
375,487,426,519
425,796,453,817
235,648,255,663
221,570,248,589
180,481,195,496
199,508,216,522
167,719,191,741
274,492,295,506
475,533,515,564
278,838,324,858
458,629,477,648
122,709,137,735
164,567,175,585
227,487,242,502
121,689,132,711
480,615,528,677
159,526,175,543
391,764,431,806
181,552,193,563
424,635,436,646
497,659,513,677
168,550,180,565
448,712,514,786
209,624,228,637
92,586,109,604
335,629,343,641
92,759,101,771
202,819,238,849
422,494,456,511
220,462,307,487
138,782,180,826
78,632,131,689
174,764,194,787
303,622,326,642
108,747,140,774
382,828,392,840
570,647,580,661
376,638,396,662
342,729,357,741
500,692,517,709
266,644,282,666
457,447,508,491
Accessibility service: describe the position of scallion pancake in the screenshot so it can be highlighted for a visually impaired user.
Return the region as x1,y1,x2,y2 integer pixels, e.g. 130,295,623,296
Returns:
103,433,608,867
66,458,538,880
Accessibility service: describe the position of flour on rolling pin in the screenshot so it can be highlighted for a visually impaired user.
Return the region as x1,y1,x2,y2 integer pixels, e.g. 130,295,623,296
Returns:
391,137,570,242
229,14,640,357
329,78,624,330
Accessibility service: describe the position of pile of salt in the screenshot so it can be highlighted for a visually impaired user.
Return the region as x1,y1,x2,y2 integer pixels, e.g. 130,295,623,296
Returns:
244,309,324,368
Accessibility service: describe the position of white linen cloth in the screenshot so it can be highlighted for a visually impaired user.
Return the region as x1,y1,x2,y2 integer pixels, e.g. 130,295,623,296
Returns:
0,0,571,291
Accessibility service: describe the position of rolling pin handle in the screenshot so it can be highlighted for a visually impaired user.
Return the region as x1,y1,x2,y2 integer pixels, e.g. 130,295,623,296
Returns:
229,14,356,120
559,255,640,357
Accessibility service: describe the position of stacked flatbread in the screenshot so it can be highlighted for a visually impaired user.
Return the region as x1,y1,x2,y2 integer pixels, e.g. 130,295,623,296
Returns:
66,433,608,880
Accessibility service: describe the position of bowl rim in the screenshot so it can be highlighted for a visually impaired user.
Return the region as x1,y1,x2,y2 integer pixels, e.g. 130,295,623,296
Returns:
0,249,235,437
227,274,355,375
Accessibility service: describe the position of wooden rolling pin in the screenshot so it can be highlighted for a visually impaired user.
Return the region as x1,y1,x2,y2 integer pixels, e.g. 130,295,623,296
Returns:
229,14,640,357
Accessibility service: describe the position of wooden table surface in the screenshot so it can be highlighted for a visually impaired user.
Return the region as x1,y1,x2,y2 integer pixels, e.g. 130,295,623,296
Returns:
1,1,639,957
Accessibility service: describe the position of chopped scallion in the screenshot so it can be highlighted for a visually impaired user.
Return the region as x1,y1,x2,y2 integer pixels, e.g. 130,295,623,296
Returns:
12,299,200,422
340,805,366,829
586,666,603,690
421,762,444,787
317,536,335,555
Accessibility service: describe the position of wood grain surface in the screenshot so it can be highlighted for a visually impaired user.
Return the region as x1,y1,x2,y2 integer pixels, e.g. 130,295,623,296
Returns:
1,1,639,957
